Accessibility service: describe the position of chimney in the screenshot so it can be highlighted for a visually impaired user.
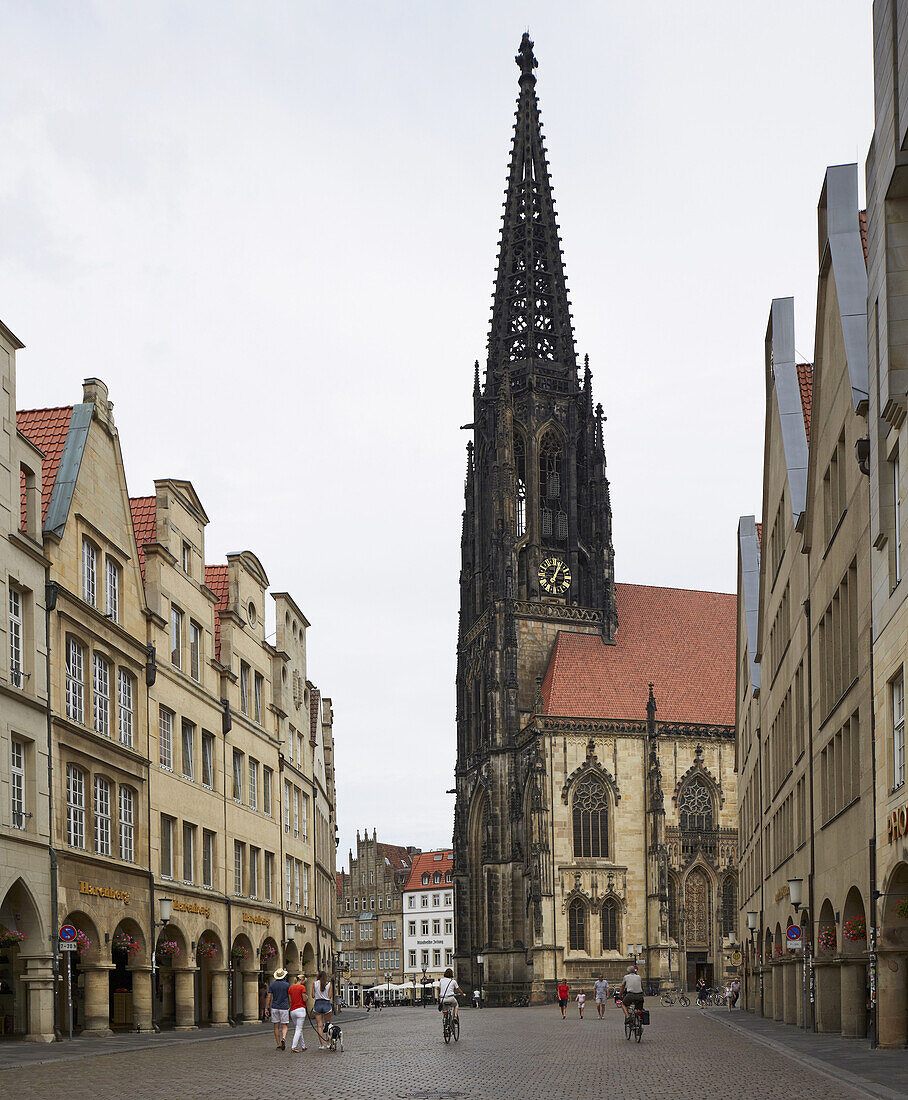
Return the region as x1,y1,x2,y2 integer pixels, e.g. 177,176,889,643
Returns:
83,377,114,429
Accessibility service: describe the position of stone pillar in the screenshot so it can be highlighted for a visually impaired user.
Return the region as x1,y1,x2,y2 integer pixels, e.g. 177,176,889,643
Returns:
794,955,806,1027
242,971,259,1022
211,970,229,1027
81,964,114,1036
129,965,153,1032
174,967,197,1030
814,959,842,1034
19,955,55,1042
783,960,798,1024
772,964,783,1021
877,950,908,1049
839,958,866,1039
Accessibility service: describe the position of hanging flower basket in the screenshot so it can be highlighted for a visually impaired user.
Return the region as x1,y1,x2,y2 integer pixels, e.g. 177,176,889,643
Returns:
112,931,141,955
843,918,866,942
0,928,26,948
75,930,91,954
260,943,277,962
773,945,784,958
817,926,836,952
156,940,180,960
897,897,908,920
231,945,250,963
197,942,219,960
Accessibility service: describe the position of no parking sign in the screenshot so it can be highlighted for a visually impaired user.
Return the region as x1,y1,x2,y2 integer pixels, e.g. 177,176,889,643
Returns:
786,925,802,945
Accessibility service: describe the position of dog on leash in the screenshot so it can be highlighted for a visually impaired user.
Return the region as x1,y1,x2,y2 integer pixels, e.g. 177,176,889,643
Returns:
326,1022,344,1052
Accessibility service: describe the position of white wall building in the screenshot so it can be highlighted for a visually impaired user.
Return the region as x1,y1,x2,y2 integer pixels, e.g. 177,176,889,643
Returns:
403,850,455,996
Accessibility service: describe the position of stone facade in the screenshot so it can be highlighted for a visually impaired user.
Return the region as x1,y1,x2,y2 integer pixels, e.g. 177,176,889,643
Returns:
336,832,413,1003
737,166,875,1039
10,375,338,1037
0,319,54,1041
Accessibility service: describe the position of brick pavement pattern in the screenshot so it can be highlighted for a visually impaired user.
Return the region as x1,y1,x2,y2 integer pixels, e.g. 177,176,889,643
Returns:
0,1006,872,1099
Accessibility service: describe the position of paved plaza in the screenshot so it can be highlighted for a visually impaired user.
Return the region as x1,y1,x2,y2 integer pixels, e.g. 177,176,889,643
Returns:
0,1005,898,1100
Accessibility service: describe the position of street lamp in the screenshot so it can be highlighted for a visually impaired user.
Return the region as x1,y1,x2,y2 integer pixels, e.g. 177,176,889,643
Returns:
786,878,810,1032
788,878,804,914
421,966,428,1008
477,954,484,1008
151,897,173,1033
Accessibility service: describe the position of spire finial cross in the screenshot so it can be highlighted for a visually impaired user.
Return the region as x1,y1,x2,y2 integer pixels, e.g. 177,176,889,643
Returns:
516,32,537,83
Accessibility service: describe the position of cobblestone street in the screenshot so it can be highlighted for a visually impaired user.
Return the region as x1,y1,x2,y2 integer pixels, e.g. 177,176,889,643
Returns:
0,1006,884,1100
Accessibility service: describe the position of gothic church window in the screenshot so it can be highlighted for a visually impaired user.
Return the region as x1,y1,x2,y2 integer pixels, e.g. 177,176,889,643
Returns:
568,898,586,951
679,776,713,833
538,431,566,543
572,774,609,858
601,899,618,951
721,875,737,936
515,433,527,537
684,868,710,946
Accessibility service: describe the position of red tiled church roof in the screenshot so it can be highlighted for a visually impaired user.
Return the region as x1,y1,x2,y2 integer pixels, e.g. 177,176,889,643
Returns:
205,564,229,659
129,496,156,581
859,210,868,265
404,850,453,891
17,406,73,522
796,363,813,443
540,583,736,727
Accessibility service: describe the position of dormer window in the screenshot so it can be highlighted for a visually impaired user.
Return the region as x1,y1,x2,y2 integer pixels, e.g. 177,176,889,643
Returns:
421,873,430,886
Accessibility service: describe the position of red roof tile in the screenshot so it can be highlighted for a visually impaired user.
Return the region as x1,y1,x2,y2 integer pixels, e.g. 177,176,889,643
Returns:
336,871,345,897
540,582,736,727
17,406,73,523
404,850,453,892
377,843,414,872
796,363,813,443
205,564,229,660
859,210,867,266
129,496,156,582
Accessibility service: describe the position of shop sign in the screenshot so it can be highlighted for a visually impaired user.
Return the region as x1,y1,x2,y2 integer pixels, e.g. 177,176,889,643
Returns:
80,881,130,905
243,913,270,927
774,884,790,903
886,804,908,843
731,950,742,965
173,899,211,918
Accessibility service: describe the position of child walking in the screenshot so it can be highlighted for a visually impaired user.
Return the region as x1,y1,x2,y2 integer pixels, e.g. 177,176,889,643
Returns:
576,989,586,1019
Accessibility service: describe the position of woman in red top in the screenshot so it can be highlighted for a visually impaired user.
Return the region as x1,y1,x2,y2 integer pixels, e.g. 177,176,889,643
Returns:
557,980,570,1019
289,974,308,1052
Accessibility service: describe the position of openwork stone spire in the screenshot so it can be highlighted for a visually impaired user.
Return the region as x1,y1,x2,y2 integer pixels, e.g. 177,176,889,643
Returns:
487,33,577,387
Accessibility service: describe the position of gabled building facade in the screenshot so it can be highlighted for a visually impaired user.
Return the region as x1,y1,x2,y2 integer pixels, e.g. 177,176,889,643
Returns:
737,165,875,1040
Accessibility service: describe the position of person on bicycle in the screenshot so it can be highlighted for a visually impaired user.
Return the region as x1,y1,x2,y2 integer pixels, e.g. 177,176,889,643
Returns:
440,968,463,1020
619,966,644,1020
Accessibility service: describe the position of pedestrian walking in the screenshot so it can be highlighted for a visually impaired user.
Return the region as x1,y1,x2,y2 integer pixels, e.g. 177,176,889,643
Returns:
472,988,481,1008
576,990,586,1019
312,969,334,1050
731,978,740,1008
696,977,708,1008
557,979,569,1019
265,967,291,1051
594,974,609,1019
289,973,308,1052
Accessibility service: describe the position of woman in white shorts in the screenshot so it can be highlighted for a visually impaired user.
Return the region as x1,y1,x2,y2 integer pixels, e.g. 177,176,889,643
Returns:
439,968,463,1019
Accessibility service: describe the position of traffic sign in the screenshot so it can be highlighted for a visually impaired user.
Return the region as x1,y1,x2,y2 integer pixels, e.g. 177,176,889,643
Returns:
59,941,77,952
59,924,77,942
786,925,802,941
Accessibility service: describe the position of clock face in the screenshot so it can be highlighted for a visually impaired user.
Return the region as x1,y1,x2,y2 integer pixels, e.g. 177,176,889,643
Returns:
538,556,571,595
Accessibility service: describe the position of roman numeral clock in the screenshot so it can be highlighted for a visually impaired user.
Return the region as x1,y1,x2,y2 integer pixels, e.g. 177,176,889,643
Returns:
538,556,572,596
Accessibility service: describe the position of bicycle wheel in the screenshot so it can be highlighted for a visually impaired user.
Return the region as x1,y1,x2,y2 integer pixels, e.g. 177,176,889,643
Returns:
452,1016,460,1042
443,1015,451,1044
660,995,673,1008
635,1015,643,1042
624,1016,632,1040
679,994,690,1006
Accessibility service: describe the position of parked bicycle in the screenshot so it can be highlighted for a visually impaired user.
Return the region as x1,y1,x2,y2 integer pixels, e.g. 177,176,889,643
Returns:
659,988,690,1007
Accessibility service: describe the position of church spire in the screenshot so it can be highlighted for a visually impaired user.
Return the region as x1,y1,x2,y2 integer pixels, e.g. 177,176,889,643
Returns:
487,33,577,387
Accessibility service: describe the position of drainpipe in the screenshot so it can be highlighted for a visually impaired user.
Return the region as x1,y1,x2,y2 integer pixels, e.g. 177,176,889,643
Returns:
144,644,159,1030
44,581,61,1040
222,699,236,1025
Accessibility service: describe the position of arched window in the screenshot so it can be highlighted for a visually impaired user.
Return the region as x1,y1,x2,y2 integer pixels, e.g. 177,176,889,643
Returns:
572,775,609,858
538,431,566,543
568,898,586,951
422,873,430,886
679,776,713,832
601,899,618,951
721,875,737,935
514,433,527,537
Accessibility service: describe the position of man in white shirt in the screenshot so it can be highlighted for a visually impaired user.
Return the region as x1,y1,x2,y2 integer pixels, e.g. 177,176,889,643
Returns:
594,974,609,1018
620,967,644,1020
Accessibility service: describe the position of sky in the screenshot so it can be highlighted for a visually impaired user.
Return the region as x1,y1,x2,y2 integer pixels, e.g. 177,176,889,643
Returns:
0,1,873,864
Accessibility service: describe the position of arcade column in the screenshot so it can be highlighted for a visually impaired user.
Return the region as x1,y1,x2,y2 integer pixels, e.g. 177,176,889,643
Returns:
129,964,153,1032
210,970,229,1027
19,954,55,1042
242,971,259,1022
839,958,867,1039
174,967,198,1030
81,964,114,1036
877,950,908,1049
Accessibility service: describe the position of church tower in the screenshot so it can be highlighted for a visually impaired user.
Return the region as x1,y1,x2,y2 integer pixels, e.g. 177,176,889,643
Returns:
453,34,617,1001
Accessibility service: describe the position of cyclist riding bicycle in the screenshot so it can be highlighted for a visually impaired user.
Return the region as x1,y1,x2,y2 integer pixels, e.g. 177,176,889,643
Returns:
619,966,644,1020
439,968,463,1020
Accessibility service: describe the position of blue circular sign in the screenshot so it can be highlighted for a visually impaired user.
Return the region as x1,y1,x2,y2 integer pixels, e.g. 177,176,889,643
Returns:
786,925,802,941
59,924,77,941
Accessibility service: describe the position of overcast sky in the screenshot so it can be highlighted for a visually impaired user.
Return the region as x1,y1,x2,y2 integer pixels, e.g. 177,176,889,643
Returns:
1,2,873,864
